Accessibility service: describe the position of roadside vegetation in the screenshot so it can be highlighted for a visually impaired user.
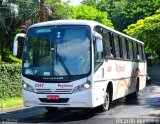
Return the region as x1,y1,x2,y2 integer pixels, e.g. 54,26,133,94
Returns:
0,0,160,108
0,63,22,108
0,97,23,108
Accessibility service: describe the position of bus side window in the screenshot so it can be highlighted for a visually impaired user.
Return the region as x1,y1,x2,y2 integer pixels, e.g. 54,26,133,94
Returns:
141,45,146,61
133,42,137,60
110,33,115,57
113,34,121,59
138,44,143,61
125,39,129,59
118,36,123,59
103,30,113,58
128,40,133,60
121,38,127,59
136,43,140,60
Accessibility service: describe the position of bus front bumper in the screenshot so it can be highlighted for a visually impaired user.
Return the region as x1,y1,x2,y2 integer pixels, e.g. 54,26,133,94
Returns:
23,89,93,108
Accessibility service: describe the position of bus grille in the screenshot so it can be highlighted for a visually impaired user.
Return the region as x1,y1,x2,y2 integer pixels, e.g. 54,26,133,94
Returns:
39,98,69,103
36,88,72,94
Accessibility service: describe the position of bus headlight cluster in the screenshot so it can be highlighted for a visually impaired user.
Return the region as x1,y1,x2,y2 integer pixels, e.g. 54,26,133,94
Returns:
73,81,91,93
22,81,35,92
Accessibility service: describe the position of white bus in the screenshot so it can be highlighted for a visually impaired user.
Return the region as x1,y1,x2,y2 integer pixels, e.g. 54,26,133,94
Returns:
13,20,147,112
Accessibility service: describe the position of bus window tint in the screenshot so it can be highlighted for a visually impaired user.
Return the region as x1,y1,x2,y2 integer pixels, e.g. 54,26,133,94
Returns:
113,35,120,58
103,30,113,58
110,33,115,57
133,42,137,60
125,39,129,59
141,45,145,60
121,38,127,59
136,43,140,60
118,36,122,59
138,44,143,60
128,40,133,60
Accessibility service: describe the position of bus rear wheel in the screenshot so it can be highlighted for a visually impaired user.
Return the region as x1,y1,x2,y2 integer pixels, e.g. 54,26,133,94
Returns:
45,107,58,112
126,81,139,101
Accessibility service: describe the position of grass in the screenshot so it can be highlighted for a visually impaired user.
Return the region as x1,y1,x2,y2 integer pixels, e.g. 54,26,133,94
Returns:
0,97,23,109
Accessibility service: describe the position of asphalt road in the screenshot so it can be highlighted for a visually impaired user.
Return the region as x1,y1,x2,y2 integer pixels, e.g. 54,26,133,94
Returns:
0,84,160,124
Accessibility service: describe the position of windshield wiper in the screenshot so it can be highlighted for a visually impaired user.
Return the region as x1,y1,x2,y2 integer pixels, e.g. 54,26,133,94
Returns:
57,52,71,76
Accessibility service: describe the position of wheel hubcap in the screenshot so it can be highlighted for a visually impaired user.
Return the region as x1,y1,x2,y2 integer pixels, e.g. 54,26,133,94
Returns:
104,93,109,109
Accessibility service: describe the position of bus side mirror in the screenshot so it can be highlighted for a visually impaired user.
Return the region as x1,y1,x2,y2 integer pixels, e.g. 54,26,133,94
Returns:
136,55,140,62
96,38,103,53
13,40,18,56
94,32,103,53
13,33,26,56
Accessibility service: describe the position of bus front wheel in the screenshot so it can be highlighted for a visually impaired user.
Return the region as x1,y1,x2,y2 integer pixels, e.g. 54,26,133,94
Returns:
96,89,110,112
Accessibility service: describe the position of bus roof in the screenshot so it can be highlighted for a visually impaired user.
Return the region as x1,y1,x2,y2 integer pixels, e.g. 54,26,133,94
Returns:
29,20,143,44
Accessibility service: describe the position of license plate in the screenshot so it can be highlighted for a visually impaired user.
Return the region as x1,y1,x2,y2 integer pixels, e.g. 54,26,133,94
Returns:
47,95,59,100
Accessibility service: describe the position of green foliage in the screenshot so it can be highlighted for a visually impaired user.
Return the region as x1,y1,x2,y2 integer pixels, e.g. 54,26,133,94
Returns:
124,12,160,60
45,0,61,3
1,48,22,63
119,0,160,31
155,9,160,14
0,97,23,108
69,5,114,28
83,0,160,32
0,0,70,62
0,63,22,99
14,0,39,22
82,0,110,12
0,0,24,62
8,55,22,63
48,2,71,20
0,0,17,30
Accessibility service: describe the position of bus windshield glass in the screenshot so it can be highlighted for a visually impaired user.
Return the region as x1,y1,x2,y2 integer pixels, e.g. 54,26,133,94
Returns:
22,25,91,78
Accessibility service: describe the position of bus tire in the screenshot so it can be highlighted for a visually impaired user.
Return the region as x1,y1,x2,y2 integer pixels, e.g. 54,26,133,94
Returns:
126,81,139,101
132,81,139,99
96,89,110,112
45,107,58,112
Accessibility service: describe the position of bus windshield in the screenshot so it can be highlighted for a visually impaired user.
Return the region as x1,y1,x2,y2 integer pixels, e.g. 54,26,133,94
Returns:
22,25,91,78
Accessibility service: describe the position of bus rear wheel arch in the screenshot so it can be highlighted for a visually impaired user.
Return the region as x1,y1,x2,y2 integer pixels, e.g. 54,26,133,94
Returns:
125,78,139,101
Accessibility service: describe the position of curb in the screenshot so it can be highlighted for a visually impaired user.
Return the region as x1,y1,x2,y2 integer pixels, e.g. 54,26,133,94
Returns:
0,105,24,114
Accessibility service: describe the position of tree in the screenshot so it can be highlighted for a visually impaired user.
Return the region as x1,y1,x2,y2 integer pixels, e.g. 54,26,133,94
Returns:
82,0,127,31
0,0,21,61
45,0,70,20
69,5,114,28
82,0,110,12
0,0,44,61
0,0,68,62
124,10,160,60
119,0,160,31
83,0,160,32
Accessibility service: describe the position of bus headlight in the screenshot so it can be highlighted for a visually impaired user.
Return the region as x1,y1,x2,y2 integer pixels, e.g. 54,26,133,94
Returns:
22,81,35,92
73,81,91,93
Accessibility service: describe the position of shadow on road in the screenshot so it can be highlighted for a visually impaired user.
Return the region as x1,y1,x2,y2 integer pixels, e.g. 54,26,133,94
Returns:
21,108,100,123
